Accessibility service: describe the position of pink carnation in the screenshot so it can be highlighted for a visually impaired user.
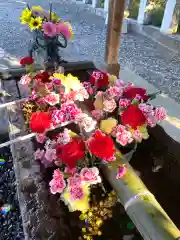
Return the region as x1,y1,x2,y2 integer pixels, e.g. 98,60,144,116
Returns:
51,103,82,125
49,169,66,194
36,134,47,143
43,22,57,37
105,86,122,99
115,79,125,89
111,124,126,137
80,116,97,132
20,74,31,86
40,93,60,106
67,174,82,187
119,98,131,108
116,130,133,146
146,115,157,127
57,128,71,145
69,186,84,200
44,148,57,162
132,129,143,142
34,149,45,160
80,167,101,185
154,107,167,121
91,109,104,120
139,103,153,115
75,85,89,101
103,99,117,112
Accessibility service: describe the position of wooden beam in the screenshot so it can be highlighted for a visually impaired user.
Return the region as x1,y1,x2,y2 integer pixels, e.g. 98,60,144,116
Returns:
105,0,126,77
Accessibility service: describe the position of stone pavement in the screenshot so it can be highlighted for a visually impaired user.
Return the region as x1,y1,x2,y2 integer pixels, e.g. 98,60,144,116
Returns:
0,0,180,102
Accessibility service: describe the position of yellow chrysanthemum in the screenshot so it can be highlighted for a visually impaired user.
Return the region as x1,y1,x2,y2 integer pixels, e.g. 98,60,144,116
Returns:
31,6,44,11
61,185,90,212
29,17,42,31
64,21,74,40
94,93,104,110
108,74,117,86
20,8,32,24
100,118,117,134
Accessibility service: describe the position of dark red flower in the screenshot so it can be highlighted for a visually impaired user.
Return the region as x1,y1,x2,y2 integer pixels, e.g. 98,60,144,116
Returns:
121,105,146,129
123,87,148,101
30,112,51,133
90,71,109,89
33,71,51,83
56,137,86,168
88,130,115,160
20,56,34,65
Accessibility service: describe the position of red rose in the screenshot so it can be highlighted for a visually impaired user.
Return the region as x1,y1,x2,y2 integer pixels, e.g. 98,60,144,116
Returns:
90,71,109,88
123,87,148,101
30,112,51,133
56,137,86,168
33,71,50,83
20,56,34,65
121,105,146,129
88,130,115,160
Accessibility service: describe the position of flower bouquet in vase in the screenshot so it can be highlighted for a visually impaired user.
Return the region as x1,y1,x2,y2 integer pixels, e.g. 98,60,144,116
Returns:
20,4,73,68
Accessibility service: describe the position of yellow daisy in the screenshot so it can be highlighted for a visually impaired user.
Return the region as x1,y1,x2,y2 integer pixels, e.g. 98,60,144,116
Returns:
20,8,32,24
29,17,42,31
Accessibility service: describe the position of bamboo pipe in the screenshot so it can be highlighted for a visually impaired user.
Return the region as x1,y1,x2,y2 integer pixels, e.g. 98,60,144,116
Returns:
101,152,180,240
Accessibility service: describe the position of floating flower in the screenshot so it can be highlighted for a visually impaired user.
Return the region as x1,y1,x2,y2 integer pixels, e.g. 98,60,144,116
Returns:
30,112,52,133
119,98,131,108
105,86,122,99
91,109,104,121
40,93,60,106
49,169,66,194
67,174,82,187
124,87,148,101
61,184,89,212
154,107,167,121
121,105,146,129
75,85,89,101
100,118,117,134
116,130,133,146
116,164,127,179
44,148,57,162
35,134,47,143
20,56,34,66
19,74,32,85
88,130,115,160
103,99,117,112
111,124,126,137
34,149,45,160
80,167,101,185
43,22,57,37
90,71,109,89
132,129,143,142
51,103,82,125
29,17,42,31
80,116,97,133
56,137,86,169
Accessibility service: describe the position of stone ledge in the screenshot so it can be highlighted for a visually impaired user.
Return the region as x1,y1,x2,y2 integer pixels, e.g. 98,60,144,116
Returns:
127,18,180,54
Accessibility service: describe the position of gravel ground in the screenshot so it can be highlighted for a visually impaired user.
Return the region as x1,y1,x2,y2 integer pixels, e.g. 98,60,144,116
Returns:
0,0,180,102
0,135,24,240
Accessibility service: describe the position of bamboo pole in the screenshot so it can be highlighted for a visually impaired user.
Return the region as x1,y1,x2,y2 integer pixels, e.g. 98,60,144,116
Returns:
105,0,126,77
101,152,180,240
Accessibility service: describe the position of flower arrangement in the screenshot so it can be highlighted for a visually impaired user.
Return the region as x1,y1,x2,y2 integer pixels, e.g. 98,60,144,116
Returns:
19,64,166,238
20,5,73,39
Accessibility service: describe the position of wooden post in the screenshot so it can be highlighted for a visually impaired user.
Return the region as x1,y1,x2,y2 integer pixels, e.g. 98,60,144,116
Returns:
105,0,126,77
